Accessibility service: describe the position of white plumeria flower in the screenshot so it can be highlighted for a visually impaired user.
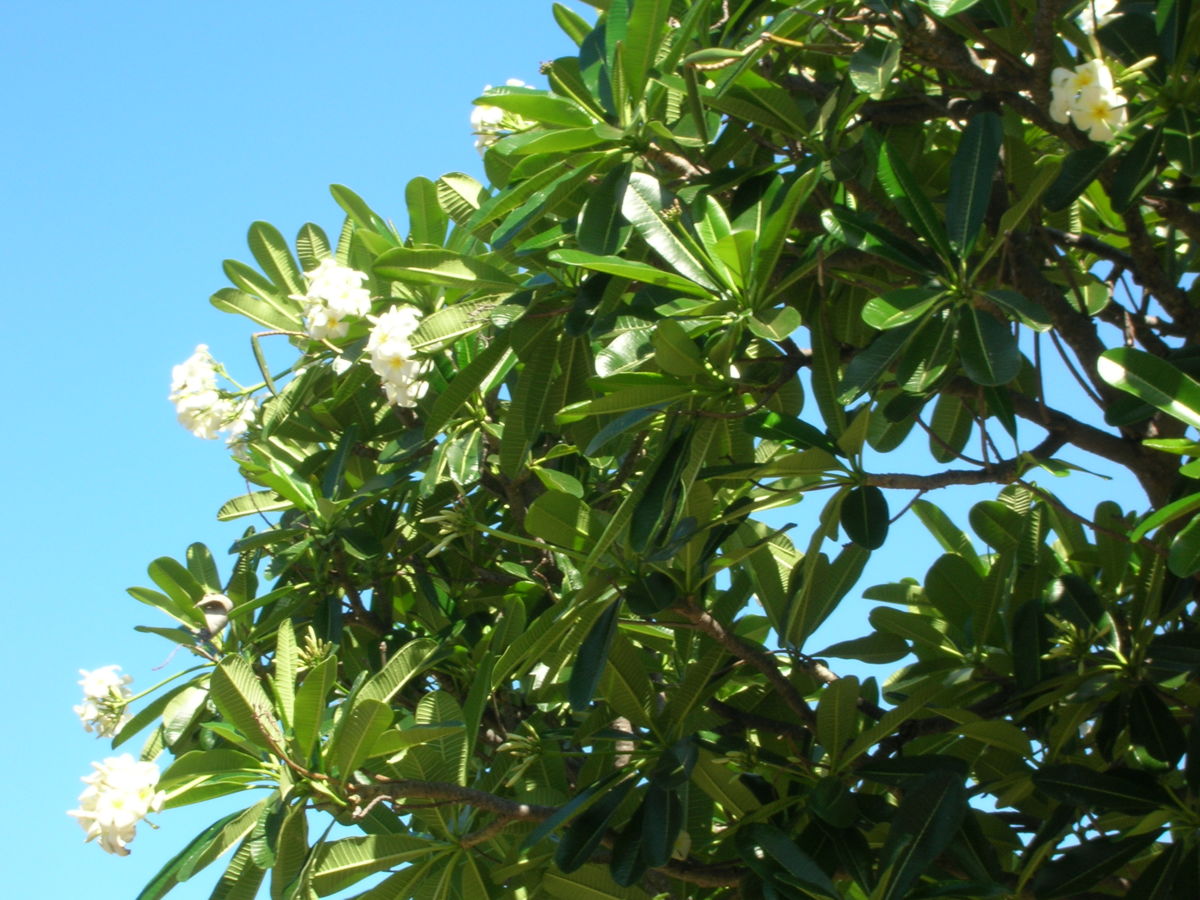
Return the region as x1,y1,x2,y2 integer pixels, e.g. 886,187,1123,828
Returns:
291,258,373,341
1072,87,1127,141
68,755,165,856
168,345,255,440
169,344,218,399
1077,0,1120,34
366,306,431,408
74,666,133,737
1066,58,1115,95
1046,60,1125,141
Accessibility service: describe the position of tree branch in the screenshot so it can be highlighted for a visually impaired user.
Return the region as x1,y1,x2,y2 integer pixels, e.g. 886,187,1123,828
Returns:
676,599,817,728
864,435,1066,491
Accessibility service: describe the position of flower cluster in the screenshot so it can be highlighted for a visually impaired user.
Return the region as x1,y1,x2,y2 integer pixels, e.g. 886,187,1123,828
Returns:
74,666,133,737
1050,59,1127,141
366,306,430,407
291,258,373,340
169,345,256,441
471,79,537,154
1077,0,1120,34
68,755,165,856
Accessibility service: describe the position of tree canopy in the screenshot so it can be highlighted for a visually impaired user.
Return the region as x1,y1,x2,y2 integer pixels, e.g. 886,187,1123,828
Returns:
70,1,1200,897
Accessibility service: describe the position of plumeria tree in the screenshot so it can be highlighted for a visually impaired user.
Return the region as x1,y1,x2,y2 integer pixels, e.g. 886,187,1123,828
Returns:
71,0,1200,897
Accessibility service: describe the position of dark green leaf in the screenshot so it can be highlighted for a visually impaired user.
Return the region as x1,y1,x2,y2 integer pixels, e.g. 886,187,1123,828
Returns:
1033,764,1169,812
1044,145,1110,211
1128,684,1186,765
958,306,1019,386
569,600,622,710
877,770,967,900
1109,127,1164,212
946,112,1002,253
554,778,635,873
1169,517,1200,576
849,38,900,97
814,631,909,664
840,485,889,549
1032,831,1161,899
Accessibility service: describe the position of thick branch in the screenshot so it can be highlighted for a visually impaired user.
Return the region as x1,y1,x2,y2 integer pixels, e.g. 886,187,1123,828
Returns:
676,600,817,727
1144,195,1200,248
1121,206,1195,328
945,380,1177,505
865,435,1066,491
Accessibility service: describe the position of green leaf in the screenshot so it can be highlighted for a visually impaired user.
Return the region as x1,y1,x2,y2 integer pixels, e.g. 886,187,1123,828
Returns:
374,247,517,293
1033,764,1169,812
1098,348,1200,430
270,801,310,900
928,393,973,463
924,0,985,13
357,638,440,704
330,699,394,777
839,324,916,403
621,172,717,290
815,631,910,664
409,298,497,353
543,863,653,900
1169,516,1200,576
311,835,436,896
969,500,1022,553
578,164,631,255
553,2,593,45
557,383,693,422
549,249,710,295
840,485,889,550
913,500,982,570
329,184,393,236
291,654,336,761
877,142,955,262
816,675,860,769
136,799,271,900
1032,832,1161,899
747,824,840,900
876,770,967,900
569,600,621,710
525,490,597,552
210,655,282,751
425,332,512,437
958,306,1019,386
753,169,819,300
405,176,448,245
210,287,300,332
1109,126,1164,212
1164,106,1199,176
1129,683,1186,764
209,841,266,900
862,287,943,330
435,172,488,225
622,0,669,106
475,89,594,129
555,778,636,873
247,221,304,296
946,112,1002,253
217,490,291,522
849,38,900,97
1044,145,1110,211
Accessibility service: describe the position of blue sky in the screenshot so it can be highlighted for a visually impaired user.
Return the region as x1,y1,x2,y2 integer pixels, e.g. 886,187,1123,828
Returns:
2,2,1147,897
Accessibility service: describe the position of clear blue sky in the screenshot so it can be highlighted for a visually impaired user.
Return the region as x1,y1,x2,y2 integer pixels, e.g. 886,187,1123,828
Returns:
2,2,1146,897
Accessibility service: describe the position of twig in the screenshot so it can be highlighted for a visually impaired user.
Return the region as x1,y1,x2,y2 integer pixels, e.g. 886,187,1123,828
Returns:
676,598,817,727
